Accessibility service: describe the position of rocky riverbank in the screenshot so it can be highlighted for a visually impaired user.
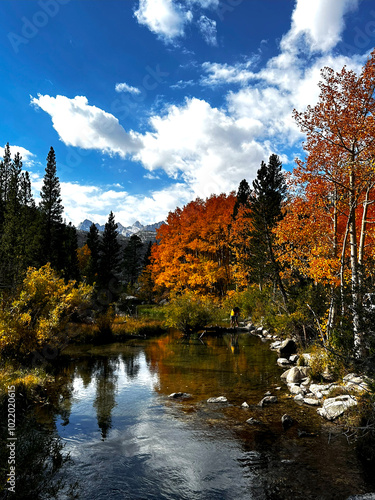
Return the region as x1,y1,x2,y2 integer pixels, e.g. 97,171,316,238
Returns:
248,324,371,422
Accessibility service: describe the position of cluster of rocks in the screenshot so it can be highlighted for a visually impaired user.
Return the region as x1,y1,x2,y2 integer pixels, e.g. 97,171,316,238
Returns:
267,337,369,421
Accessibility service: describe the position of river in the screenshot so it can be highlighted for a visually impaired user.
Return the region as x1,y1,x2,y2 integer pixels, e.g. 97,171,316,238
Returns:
3,331,375,499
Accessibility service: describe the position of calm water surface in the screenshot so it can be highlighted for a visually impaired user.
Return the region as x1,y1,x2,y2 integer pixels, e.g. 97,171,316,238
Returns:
5,332,375,499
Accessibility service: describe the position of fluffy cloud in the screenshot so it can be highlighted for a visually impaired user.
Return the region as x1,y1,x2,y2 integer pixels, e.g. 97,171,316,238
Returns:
134,97,268,197
31,94,142,157
60,181,193,226
134,0,191,42
115,83,141,94
197,15,217,46
133,0,220,45
281,0,359,53
0,144,35,164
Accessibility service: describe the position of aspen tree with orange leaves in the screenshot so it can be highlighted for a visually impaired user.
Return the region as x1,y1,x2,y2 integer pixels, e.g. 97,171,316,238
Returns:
151,193,236,296
277,50,375,355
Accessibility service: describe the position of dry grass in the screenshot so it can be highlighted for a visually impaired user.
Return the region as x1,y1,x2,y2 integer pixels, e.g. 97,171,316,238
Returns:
0,364,52,399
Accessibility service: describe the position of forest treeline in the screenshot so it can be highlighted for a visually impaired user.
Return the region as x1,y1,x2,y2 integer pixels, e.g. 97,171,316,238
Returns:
2,51,375,373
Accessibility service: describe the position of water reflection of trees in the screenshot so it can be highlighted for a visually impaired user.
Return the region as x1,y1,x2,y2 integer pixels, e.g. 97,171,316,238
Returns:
58,349,141,438
144,333,280,401
0,348,144,498
93,357,118,439
0,411,77,499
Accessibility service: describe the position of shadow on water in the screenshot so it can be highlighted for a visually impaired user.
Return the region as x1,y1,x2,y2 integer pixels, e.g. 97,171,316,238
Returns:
1,331,374,499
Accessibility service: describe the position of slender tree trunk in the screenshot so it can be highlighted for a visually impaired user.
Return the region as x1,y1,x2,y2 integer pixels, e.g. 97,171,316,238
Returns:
358,186,372,289
349,167,361,354
327,188,338,337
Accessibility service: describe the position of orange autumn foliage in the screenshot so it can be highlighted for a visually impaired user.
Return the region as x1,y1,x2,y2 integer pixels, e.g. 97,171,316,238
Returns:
276,51,375,293
151,193,236,296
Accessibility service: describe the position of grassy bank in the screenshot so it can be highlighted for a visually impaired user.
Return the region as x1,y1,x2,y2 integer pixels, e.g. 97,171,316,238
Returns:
0,363,52,402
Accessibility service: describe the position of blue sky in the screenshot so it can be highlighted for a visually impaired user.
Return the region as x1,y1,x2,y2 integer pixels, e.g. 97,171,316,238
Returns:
0,0,373,226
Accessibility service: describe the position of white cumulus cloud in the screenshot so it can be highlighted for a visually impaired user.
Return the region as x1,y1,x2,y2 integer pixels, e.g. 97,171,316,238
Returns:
281,0,359,53
134,0,191,42
0,144,35,164
30,94,142,157
115,82,141,94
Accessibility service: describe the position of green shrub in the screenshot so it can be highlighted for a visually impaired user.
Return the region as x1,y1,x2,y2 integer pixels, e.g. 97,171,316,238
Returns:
164,292,218,335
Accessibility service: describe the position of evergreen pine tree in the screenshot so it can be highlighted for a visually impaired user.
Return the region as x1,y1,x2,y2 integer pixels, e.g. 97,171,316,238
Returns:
233,179,251,218
138,241,155,303
98,212,122,303
0,152,23,287
39,147,64,268
86,223,100,285
249,154,287,302
61,223,80,280
19,171,41,268
123,234,144,287
0,142,12,228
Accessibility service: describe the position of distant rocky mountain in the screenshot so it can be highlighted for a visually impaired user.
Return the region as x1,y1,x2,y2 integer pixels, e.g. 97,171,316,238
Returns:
77,219,164,237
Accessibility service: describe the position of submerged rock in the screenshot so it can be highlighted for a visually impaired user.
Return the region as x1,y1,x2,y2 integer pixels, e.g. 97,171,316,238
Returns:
241,401,249,408
246,417,263,425
281,413,294,430
207,396,228,403
258,396,278,407
168,392,191,399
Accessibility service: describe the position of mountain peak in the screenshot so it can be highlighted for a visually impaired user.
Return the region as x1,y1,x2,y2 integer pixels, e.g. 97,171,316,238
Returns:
77,219,164,237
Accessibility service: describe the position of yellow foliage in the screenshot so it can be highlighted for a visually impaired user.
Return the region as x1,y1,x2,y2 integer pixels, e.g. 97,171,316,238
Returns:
0,263,93,357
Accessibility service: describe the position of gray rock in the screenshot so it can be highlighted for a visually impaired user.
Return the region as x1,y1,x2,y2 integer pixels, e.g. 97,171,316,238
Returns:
207,396,228,403
278,338,297,357
241,401,249,408
288,384,305,396
317,395,357,420
294,394,304,402
286,366,311,384
270,340,283,350
301,353,312,365
246,417,263,425
309,383,334,397
168,392,191,399
280,368,291,380
258,396,278,407
289,354,299,363
277,357,291,366
281,414,294,430
344,373,369,392
303,398,320,406
301,377,311,387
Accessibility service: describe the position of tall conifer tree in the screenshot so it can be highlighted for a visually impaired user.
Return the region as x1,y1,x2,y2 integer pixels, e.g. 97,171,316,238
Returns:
123,234,143,287
249,154,287,302
39,147,64,268
98,212,122,302
86,223,100,285
0,142,12,227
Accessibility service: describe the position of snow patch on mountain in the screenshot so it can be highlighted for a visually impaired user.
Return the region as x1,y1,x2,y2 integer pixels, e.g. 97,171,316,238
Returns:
77,219,164,237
